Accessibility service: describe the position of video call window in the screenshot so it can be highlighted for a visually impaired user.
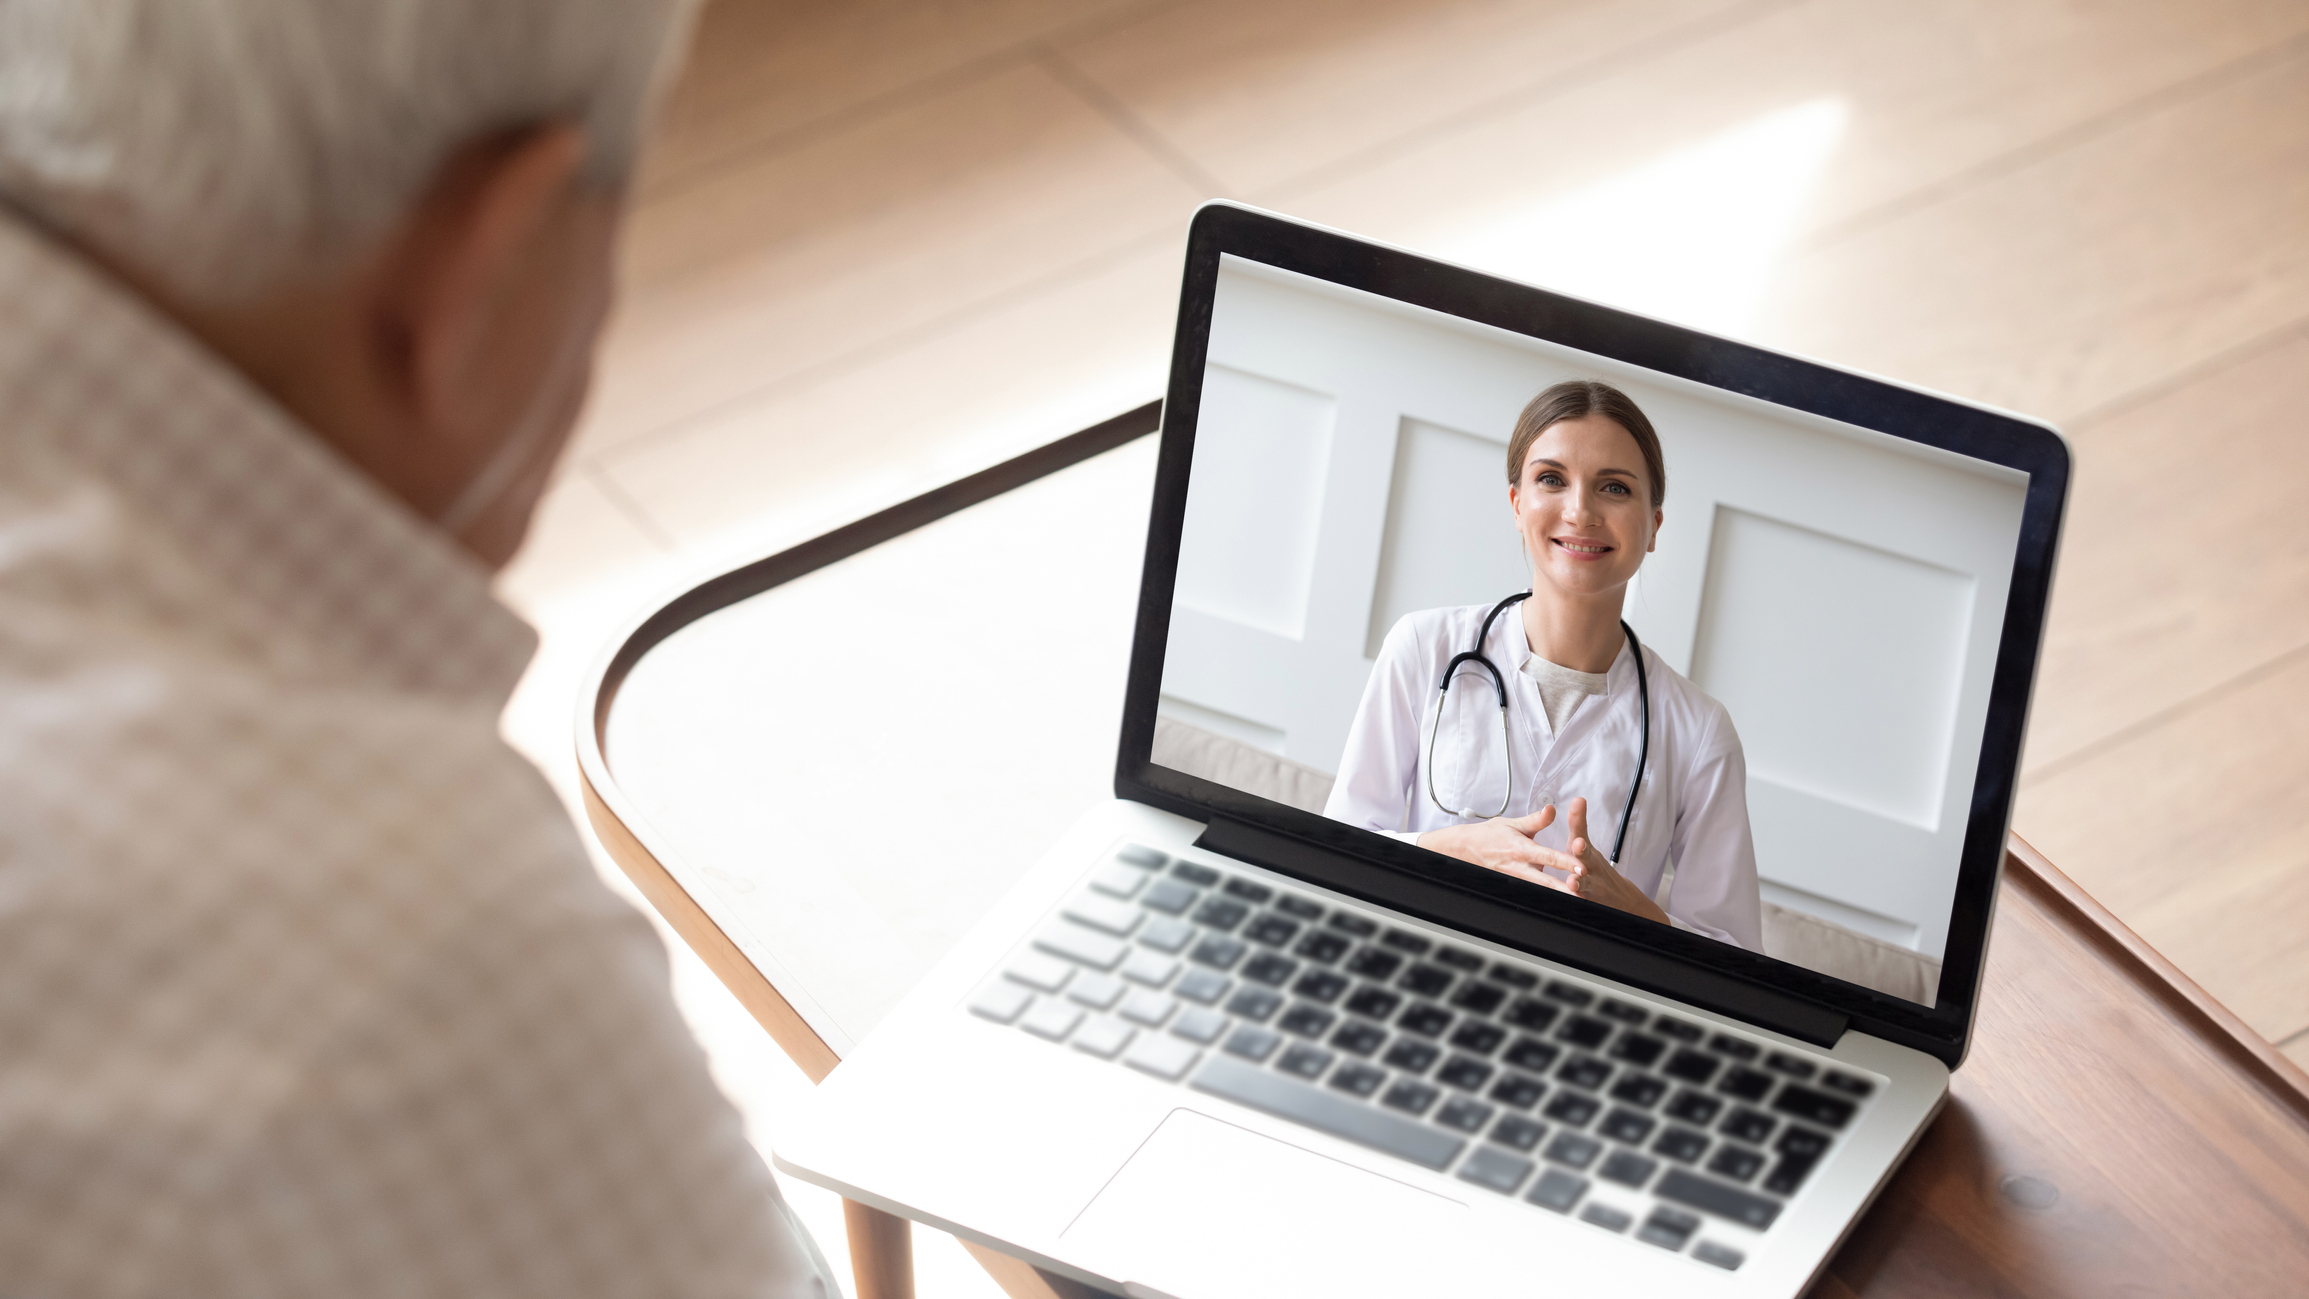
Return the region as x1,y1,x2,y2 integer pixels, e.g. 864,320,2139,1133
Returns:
1151,255,2030,1008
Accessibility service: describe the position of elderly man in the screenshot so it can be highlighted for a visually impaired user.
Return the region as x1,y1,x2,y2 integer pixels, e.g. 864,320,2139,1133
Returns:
0,2,835,1295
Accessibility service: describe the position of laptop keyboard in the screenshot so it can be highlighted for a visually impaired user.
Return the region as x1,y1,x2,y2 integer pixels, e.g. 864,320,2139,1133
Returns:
968,844,1880,1274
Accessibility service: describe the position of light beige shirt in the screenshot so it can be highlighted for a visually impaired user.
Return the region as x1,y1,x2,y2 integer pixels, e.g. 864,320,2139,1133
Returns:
1519,653,1611,738
0,210,832,1299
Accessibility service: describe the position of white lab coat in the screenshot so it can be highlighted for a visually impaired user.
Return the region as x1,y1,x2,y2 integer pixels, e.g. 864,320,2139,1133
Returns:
1324,603,1763,951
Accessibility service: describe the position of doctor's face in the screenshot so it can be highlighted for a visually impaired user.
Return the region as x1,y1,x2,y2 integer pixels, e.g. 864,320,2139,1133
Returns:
1510,416,1662,599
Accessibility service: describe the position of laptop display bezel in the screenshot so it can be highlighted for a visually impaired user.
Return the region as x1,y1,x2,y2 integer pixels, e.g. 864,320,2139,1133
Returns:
1114,202,2068,1068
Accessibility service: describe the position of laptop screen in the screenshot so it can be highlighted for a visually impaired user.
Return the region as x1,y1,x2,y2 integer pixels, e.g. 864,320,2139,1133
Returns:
1125,210,2065,1039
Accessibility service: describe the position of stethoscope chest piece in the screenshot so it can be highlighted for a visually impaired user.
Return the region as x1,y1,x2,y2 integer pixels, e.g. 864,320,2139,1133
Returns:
1426,592,1652,863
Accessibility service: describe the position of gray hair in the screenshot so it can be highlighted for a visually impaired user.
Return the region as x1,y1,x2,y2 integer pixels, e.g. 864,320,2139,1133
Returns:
0,0,699,303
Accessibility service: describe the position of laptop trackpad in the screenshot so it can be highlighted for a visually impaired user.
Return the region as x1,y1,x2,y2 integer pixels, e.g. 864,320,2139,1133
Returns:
1063,1108,1473,1298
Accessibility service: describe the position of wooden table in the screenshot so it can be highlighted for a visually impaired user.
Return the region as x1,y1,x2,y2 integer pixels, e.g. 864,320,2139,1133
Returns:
577,407,2309,1299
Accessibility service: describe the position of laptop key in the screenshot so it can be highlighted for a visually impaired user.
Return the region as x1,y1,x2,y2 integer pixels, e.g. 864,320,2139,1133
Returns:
1580,1203,1633,1233
1609,1033,1666,1067
1777,1125,1831,1158
1277,1003,1335,1038
1503,997,1560,1031
1652,1017,1703,1043
1072,1017,1134,1059
1325,913,1378,938
1763,1149,1823,1196
1488,965,1539,990
1121,1034,1199,1082
1543,1092,1600,1128
1019,999,1083,1041
1329,1061,1387,1098
1556,1056,1612,1091
1034,924,1126,971
1663,1049,1720,1085
1240,953,1297,986
1120,948,1179,987
1719,1108,1776,1144
1381,1080,1441,1116
1380,930,1431,956
1115,844,1167,870
1771,1084,1858,1130
1396,1003,1453,1038
1822,1070,1874,1098
1398,964,1453,997
1275,895,1325,921
1118,988,1176,1027
1170,1007,1228,1044
1435,948,1485,972
1278,1042,1335,1079
1763,1051,1817,1080
1598,1108,1655,1144
1004,952,1074,993
1599,1149,1658,1188
1693,1241,1745,1271
1137,916,1196,953
1491,1114,1548,1152
1637,1206,1701,1252
1066,972,1125,1009
1225,987,1282,1022
1345,948,1403,980
1542,981,1594,1007
1436,1096,1494,1132
1173,968,1230,1004
1192,1055,1463,1170
1170,861,1219,887
1609,1073,1667,1108
1556,1015,1612,1049
1291,969,1349,1003
1653,1126,1710,1163
1526,1168,1588,1213
1717,1067,1774,1101
1243,915,1300,947
1344,986,1401,1019
1544,1132,1602,1170
1223,1024,1281,1062
1329,1021,1386,1056
1503,1038,1561,1072
1448,1021,1505,1055
1655,1168,1783,1230
1292,931,1351,964
1448,982,1506,1015
969,982,1032,1024
1456,1147,1534,1194
1664,1091,1722,1125
1190,936,1248,971
1089,863,1147,898
1488,1073,1546,1110
1192,898,1250,932
1381,1039,1439,1075
1597,999,1647,1025
1706,1145,1764,1182
1708,1033,1760,1062
1140,879,1197,915
1223,878,1273,904
1436,1057,1493,1091
1063,894,1141,936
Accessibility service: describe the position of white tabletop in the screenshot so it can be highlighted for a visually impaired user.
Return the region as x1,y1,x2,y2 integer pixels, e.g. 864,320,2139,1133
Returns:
601,437,1159,1055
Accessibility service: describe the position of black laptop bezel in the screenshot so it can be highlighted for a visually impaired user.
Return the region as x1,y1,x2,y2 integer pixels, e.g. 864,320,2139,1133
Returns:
1113,202,2068,1069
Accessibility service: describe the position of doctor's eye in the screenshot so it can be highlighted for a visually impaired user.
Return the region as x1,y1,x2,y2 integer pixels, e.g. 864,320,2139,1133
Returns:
1600,480,1633,496
1534,470,1568,488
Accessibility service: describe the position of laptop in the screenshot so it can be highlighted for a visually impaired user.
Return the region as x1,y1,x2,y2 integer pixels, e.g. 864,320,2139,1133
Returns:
772,202,2069,1298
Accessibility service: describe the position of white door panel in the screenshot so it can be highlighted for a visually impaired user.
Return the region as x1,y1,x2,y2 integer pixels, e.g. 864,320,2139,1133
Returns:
1160,257,2028,960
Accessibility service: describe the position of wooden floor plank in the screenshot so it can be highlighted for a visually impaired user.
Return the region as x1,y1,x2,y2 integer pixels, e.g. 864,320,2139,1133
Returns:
2023,328,2309,773
2015,650,2309,1044
581,61,1202,461
643,0,1156,195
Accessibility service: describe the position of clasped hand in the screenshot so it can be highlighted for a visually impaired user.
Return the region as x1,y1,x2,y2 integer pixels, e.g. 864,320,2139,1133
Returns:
1415,797,1669,926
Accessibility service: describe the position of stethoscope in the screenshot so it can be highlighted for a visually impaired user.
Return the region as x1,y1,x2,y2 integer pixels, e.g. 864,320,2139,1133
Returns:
1426,591,1651,864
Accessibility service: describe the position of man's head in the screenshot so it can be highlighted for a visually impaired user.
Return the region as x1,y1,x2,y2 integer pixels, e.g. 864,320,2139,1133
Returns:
0,0,700,565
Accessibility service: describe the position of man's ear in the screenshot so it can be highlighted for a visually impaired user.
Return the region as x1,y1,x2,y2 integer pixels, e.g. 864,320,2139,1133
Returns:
370,124,589,433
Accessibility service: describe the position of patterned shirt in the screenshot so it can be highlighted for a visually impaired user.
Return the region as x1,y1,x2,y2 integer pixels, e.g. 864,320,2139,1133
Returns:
0,208,832,1299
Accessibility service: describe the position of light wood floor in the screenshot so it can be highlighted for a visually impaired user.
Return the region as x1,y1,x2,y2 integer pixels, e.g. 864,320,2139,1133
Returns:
496,1,2309,1290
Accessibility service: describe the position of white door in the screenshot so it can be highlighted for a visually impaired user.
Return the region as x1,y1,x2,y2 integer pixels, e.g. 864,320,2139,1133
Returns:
1160,258,2027,960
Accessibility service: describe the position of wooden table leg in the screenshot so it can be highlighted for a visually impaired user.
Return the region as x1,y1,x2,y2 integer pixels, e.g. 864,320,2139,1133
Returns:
843,1199,915,1299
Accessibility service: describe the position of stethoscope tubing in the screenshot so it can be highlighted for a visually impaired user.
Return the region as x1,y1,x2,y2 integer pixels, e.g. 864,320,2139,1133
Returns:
1426,592,1650,864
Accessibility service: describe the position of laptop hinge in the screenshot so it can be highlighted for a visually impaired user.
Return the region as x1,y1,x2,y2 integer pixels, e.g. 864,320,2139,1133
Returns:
1195,815,1849,1048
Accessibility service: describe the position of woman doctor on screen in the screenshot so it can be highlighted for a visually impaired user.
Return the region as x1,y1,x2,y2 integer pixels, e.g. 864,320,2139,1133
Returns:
1323,381,1762,951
